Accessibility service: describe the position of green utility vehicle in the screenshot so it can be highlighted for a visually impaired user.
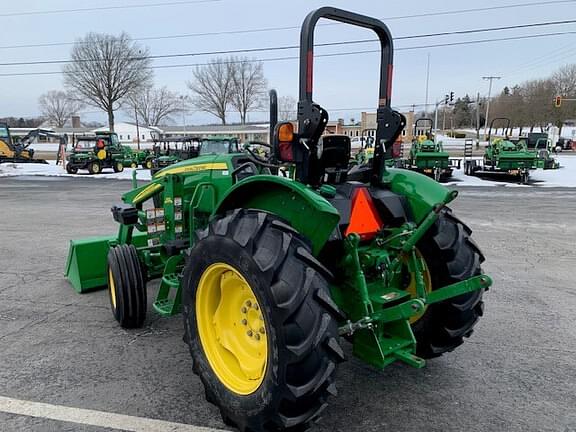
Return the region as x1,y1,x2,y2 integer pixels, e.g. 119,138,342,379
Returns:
66,132,133,174
65,8,491,431
464,118,536,184
406,118,456,182
150,136,201,174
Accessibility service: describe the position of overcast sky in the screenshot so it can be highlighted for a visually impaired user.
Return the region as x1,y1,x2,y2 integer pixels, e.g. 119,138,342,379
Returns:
1,0,575,124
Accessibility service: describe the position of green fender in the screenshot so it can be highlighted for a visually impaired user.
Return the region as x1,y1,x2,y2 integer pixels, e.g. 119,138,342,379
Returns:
213,175,340,255
382,168,457,222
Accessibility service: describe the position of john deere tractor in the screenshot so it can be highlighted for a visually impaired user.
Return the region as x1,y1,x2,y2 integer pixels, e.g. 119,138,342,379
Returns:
406,118,455,182
66,132,133,174
65,8,491,431
465,118,536,184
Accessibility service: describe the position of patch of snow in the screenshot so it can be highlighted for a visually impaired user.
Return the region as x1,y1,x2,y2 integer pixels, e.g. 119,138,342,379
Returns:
0,160,152,181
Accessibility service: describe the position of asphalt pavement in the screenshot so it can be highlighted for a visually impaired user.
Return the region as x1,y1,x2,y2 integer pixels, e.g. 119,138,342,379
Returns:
0,177,575,432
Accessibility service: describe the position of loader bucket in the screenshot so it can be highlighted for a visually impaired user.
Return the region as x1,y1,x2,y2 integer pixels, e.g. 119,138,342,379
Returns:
64,235,116,293
64,232,147,293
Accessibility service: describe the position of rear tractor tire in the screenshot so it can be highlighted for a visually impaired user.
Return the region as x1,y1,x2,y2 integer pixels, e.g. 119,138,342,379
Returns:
107,244,147,328
88,161,101,175
144,160,153,170
182,209,344,432
413,208,486,359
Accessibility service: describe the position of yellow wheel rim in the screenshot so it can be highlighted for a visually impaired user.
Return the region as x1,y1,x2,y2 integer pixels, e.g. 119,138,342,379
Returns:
108,269,117,310
196,263,267,395
405,251,433,324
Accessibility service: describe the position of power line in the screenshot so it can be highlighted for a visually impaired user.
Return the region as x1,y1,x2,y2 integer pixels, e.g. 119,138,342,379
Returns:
2,30,576,77
1,0,573,19
2,19,576,67
1,2,575,49
0,0,224,18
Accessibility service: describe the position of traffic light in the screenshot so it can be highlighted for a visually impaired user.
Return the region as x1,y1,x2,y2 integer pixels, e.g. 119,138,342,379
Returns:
555,96,562,108
445,94,449,104
450,91,455,103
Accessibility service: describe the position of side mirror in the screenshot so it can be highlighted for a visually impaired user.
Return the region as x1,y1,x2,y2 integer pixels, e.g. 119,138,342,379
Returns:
274,122,296,162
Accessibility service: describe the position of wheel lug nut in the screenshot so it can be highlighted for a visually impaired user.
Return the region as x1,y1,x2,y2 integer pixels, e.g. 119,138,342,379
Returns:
259,327,265,334
253,304,259,311
254,333,260,341
247,330,253,337
241,319,247,325
246,300,252,307
241,307,247,313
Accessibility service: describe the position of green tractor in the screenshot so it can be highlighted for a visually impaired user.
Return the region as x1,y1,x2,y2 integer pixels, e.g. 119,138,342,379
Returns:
66,132,133,174
350,128,403,170
122,146,152,169
65,7,491,431
406,118,455,182
465,118,536,184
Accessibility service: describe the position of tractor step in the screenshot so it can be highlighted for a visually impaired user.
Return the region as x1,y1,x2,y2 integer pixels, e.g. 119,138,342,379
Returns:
153,298,179,316
152,272,182,316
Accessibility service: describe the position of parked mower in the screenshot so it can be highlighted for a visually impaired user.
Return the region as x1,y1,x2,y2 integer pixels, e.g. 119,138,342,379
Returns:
464,118,536,184
525,135,559,170
0,123,61,164
66,132,133,174
65,7,491,431
405,118,457,182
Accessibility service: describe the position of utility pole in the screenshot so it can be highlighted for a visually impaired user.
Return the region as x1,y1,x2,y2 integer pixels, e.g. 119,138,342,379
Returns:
134,106,141,151
482,76,501,141
424,53,431,116
476,92,481,149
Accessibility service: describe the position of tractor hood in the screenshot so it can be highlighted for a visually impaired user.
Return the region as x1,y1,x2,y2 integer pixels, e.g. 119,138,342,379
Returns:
152,154,230,179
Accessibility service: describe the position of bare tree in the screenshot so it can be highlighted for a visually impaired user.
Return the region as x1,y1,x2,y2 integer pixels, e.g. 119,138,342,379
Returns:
126,86,187,126
229,57,267,124
278,95,297,121
188,59,234,124
63,32,152,132
38,90,84,127
551,64,576,96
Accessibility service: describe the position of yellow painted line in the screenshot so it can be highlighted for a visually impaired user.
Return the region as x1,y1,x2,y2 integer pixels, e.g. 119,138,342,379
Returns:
0,396,227,432
155,163,228,178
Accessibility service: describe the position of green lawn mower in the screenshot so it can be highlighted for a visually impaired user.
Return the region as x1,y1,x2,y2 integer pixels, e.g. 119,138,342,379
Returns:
464,118,536,184
66,132,133,174
405,118,457,182
524,134,559,170
65,7,491,431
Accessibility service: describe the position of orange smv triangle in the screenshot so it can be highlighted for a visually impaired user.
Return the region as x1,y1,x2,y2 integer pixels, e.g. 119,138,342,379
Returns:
345,188,383,241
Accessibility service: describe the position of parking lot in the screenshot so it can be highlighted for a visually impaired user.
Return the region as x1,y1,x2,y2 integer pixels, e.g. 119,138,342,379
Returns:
1,177,575,432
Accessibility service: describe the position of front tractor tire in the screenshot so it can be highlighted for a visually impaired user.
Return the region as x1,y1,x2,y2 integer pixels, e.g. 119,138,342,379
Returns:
107,244,147,328
414,209,486,358
182,210,344,432
66,164,78,174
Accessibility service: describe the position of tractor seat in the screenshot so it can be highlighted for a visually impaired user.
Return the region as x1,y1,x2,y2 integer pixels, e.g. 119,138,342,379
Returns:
320,135,351,184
